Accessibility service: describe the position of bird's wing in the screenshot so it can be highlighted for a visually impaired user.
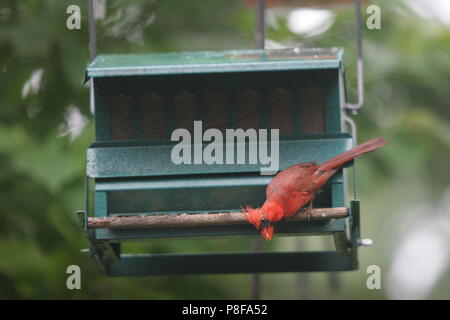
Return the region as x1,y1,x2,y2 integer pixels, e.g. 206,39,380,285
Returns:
284,190,315,219
266,161,318,198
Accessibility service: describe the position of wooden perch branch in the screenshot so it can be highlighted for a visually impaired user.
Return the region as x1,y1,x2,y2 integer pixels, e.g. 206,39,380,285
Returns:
87,207,349,230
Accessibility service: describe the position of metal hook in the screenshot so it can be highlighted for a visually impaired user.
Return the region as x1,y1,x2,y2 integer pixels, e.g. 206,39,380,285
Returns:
344,0,364,114
343,113,357,143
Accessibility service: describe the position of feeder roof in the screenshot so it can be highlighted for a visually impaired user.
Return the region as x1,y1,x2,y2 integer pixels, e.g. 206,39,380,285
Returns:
86,47,344,79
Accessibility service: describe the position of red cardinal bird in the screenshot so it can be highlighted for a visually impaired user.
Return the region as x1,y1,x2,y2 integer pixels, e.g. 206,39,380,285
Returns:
243,137,389,240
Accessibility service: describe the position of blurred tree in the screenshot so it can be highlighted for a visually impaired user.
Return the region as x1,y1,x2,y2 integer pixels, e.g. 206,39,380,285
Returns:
0,0,255,299
0,0,449,299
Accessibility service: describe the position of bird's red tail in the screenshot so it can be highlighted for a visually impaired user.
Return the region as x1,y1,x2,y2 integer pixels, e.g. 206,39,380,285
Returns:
319,137,389,171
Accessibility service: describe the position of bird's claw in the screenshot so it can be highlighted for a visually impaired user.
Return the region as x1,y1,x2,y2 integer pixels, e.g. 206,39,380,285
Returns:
307,201,313,222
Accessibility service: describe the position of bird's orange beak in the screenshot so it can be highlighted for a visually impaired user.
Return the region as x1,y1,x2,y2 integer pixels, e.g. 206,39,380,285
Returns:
260,225,274,241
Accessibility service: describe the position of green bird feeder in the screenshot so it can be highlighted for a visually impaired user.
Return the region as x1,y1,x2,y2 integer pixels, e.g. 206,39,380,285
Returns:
77,1,367,276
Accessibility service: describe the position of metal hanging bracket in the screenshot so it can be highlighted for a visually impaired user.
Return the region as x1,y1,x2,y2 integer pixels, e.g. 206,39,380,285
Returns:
344,0,364,114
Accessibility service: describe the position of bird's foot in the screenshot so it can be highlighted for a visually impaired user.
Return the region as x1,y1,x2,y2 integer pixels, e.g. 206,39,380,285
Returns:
307,201,313,222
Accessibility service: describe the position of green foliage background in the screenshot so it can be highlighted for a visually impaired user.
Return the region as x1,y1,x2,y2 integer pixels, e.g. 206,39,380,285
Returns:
0,0,449,299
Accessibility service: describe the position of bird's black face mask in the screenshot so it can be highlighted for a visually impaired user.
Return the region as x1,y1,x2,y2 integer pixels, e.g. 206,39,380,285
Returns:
258,218,275,231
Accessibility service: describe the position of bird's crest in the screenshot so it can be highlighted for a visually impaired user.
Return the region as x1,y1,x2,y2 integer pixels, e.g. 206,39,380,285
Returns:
241,205,262,230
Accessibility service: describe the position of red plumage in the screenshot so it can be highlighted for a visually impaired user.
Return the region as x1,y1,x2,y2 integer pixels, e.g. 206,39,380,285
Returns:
243,137,389,240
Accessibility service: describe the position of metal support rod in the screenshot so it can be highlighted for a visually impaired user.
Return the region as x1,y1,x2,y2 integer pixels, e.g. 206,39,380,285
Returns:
88,0,97,61
84,175,90,231
295,238,310,299
255,0,265,50
87,207,349,229
87,1,97,114
252,0,266,300
344,0,364,113
251,238,261,300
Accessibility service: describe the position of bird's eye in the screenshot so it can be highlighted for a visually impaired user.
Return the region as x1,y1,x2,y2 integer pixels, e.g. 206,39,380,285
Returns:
261,218,266,223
